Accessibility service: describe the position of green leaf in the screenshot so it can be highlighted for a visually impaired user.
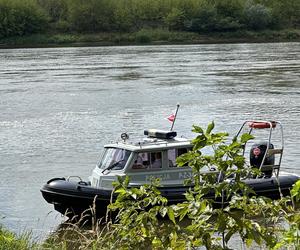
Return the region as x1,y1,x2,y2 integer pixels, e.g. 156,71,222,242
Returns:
192,135,208,150
114,188,126,195
141,226,147,237
152,237,163,248
206,121,215,134
240,133,254,143
225,229,236,243
179,205,189,221
167,207,176,224
159,207,168,217
291,180,300,201
192,125,204,134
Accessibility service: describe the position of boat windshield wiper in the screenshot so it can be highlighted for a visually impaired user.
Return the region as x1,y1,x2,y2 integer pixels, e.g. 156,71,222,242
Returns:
102,159,125,174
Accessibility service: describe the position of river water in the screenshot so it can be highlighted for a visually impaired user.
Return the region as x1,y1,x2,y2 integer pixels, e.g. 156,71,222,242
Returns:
0,43,300,238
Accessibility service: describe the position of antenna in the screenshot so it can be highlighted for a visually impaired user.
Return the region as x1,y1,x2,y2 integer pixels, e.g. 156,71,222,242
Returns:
170,104,180,131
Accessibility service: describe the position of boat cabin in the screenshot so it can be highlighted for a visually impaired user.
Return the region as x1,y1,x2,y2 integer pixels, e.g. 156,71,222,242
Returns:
89,129,201,190
90,121,287,190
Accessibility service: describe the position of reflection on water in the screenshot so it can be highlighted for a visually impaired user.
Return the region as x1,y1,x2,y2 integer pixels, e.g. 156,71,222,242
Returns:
0,42,299,237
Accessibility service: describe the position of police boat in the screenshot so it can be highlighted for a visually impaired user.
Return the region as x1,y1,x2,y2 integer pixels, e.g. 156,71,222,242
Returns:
41,121,299,218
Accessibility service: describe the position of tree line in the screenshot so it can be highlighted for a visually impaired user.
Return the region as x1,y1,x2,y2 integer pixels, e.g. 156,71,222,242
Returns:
0,0,299,39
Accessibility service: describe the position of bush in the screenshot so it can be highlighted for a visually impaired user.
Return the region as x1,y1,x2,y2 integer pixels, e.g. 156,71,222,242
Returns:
113,1,135,32
214,17,243,31
67,0,114,32
37,0,68,23
215,0,244,20
268,0,300,28
214,0,244,31
0,226,35,250
135,29,152,43
164,8,185,31
184,3,218,32
88,122,289,249
0,0,48,38
173,0,203,19
50,19,70,32
184,1,243,33
243,2,272,30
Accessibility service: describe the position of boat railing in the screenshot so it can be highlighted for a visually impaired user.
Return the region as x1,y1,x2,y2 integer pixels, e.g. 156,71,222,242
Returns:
235,120,284,178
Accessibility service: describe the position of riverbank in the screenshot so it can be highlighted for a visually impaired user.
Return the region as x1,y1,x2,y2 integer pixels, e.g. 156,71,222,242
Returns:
0,29,299,49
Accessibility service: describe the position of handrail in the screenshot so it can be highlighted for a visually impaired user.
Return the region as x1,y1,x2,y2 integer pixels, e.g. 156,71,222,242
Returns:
234,120,284,178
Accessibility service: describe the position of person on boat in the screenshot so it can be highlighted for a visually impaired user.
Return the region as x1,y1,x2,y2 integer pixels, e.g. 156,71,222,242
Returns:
132,152,148,169
151,152,162,169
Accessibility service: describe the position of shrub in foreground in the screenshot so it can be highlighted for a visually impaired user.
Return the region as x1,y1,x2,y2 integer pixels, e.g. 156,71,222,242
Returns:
44,122,300,250
0,226,35,250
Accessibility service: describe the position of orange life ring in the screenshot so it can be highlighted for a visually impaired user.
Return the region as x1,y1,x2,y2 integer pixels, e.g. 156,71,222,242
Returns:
248,121,276,129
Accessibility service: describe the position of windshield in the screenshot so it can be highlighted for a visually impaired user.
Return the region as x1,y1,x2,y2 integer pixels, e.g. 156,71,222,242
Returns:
98,148,131,170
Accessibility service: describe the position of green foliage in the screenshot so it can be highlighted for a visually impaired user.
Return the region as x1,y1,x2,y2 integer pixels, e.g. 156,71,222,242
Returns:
0,0,299,38
101,176,185,249
165,8,186,31
113,1,135,32
85,122,299,250
184,1,243,33
272,180,300,249
135,28,152,44
175,122,280,248
184,3,219,32
265,0,300,28
214,0,244,19
0,0,48,38
67,0,114,32
0,226,36,250
78,122,287,250
243,2,272,30
291,180,300,202
37,0,68,22
2,183,297,250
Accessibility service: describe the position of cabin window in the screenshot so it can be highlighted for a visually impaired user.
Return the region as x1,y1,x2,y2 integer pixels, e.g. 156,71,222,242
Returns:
98,148,131,170
168,149,176,167
132,151,162,170
168,148,190,167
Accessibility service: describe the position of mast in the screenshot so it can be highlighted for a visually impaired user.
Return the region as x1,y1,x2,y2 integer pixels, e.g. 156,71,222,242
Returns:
170,104,180,131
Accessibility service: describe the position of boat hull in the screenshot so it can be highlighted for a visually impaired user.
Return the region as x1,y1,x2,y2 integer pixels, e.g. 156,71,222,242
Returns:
41,173,300,219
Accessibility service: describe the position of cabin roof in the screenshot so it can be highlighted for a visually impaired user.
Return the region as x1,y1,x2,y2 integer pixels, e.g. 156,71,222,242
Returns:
104,137,192,152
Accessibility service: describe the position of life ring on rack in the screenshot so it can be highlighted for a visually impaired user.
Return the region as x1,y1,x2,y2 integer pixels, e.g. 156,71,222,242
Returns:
248,121,276,129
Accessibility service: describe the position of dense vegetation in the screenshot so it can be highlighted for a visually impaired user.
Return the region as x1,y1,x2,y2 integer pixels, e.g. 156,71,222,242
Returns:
0,0,299,42
0,226,35,250
2,122,300,249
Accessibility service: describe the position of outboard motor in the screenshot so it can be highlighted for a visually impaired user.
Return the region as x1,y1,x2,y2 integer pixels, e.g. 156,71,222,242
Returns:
250,141,275,177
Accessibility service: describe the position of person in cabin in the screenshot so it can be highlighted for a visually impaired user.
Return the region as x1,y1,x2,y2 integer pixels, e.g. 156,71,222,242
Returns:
151,152,162,169
132,152,147,169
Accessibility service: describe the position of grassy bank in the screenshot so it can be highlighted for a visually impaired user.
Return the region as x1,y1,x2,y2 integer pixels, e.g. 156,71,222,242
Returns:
0,226,36,250
0,28,300,49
